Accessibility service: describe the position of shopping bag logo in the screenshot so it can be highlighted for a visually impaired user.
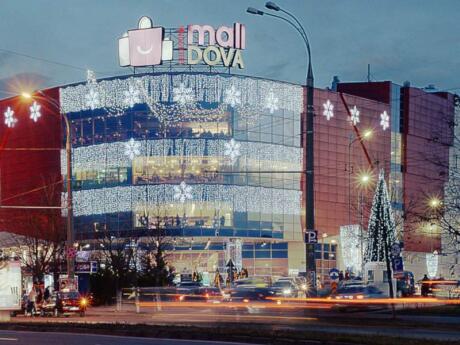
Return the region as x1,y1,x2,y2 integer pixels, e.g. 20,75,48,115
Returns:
128,27,163,66
118,16,172,67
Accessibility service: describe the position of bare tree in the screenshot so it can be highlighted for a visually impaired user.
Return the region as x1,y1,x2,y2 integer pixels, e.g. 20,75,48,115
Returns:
0,177,65,284
96,227,137,290
137,215,173,287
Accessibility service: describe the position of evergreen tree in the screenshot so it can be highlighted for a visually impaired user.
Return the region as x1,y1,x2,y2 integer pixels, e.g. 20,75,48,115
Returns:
365,169,397,297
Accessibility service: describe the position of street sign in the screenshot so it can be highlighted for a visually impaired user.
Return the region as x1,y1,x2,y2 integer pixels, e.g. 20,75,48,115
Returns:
305,230,318,244
329,268,340,281
75,261,98,274
66,247,77,259
392,256,404,274
391,243,401,257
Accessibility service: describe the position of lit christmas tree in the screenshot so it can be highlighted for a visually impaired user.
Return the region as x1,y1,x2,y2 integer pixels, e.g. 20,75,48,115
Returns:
365,169,397,297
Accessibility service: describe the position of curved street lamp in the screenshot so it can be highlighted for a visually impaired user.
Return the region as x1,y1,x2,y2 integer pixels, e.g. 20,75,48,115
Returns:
247,2,316,287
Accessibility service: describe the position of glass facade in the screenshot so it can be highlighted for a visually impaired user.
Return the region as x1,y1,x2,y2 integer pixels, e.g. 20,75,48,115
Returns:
60,72,303,275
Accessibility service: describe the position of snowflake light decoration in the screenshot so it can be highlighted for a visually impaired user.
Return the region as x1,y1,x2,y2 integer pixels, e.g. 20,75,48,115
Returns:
224,138,241,164
223,85,241,107
173,181,193,203
350,105,360,126
265,90,279,114
322,100,334,121
85,88,100,110
123,84,140,108
4,107,17,128
380,110,390,131
173,82,194,106
29,101,41,122
124,138,141,160
426,250,439,278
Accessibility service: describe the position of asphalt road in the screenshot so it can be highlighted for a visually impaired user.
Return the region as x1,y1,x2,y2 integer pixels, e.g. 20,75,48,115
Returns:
7,304,460,343
0,331,251,345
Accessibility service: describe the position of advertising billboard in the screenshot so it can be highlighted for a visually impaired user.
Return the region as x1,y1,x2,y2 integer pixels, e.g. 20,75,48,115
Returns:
0,261,22,311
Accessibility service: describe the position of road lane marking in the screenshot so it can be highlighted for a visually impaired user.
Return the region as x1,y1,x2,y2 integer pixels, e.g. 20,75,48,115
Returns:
0,338,18,342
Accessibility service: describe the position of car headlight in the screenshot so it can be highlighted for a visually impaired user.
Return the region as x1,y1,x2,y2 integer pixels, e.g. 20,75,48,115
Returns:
283,289,292,295
80,298,88,306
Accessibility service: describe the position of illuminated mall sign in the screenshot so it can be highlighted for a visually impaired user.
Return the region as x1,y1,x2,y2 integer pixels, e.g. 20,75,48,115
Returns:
119,17,246,69
187,24,245,68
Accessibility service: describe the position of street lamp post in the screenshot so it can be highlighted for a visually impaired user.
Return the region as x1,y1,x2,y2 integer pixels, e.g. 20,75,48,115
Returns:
320,233,327,285
357,172,371,276
22,91,75,279
427,196,442,260
247,1,317,288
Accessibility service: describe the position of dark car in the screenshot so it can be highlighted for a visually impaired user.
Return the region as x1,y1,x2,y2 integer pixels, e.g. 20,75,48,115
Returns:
225,287,277,303
41,291,88,317
335,285,385,300
334,285,386,312
179,287,222,302
176,281,202,289
271,280,298,298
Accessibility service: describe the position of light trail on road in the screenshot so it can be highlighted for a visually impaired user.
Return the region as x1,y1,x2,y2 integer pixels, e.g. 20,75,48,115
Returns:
149,313,319,322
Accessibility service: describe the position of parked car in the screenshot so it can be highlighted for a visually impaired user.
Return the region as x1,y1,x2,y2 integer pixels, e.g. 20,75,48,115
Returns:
40,291,88,317
176,281,202,289
234,276,272,288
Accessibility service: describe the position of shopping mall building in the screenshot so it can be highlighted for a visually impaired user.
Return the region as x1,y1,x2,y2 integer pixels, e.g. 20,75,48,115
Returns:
0,18,457,282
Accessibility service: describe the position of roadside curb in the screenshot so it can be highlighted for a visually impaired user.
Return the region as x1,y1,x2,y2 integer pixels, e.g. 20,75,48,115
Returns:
0,322,459,345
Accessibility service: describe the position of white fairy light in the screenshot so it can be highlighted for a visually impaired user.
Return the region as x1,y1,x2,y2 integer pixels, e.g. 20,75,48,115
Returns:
265,90,279,114
29,101,41,122
224,138,241,164
59,74,303,122
4,107,17,128
173,82,194,106
87,69,97,85
350,105,360,126
223,85,241,107
70,184,302,217
85,88,100,110
123,83,140,108
62,139,302,173
322,100,334,121
340,225,362,274
380,110,390,131
124,138,141,160
365,170,397,263
173,181,193,203
426,250,439,278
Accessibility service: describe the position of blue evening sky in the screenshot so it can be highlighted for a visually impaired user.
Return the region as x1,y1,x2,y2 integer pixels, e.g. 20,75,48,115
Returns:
0,0,458,98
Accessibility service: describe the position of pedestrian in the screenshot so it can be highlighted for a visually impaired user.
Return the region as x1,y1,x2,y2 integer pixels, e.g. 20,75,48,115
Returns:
44,286,50,302
27,288,36,316
421,274,430,297
345,271,350,280
316,276,322,290
338,271,344,281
